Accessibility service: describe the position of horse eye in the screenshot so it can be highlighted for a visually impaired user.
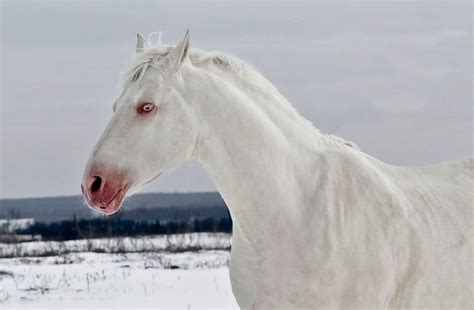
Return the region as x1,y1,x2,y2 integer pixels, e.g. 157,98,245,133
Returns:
138,102,155,114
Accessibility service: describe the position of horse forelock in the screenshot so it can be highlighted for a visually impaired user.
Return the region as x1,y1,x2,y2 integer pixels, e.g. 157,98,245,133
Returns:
125,45,249,84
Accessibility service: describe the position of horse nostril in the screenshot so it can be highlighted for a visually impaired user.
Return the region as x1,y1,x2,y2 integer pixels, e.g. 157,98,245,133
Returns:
90,176,102,193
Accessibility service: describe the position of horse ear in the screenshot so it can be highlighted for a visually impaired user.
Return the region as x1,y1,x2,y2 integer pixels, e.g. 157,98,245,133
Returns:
136,33,148,53
167,30,190,72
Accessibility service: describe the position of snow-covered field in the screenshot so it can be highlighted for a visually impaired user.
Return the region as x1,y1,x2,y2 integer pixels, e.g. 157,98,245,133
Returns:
0,233,238,309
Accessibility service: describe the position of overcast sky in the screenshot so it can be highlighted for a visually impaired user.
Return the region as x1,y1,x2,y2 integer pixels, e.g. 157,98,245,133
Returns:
1,1,472,198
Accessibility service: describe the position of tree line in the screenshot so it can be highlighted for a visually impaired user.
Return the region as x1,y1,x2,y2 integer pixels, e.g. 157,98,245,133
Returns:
18,216,232,241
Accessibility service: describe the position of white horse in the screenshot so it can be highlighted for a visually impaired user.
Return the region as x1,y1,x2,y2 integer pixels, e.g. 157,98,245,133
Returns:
82,31,473,309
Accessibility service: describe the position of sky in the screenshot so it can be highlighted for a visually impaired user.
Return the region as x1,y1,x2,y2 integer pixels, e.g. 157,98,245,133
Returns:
0,1,472,198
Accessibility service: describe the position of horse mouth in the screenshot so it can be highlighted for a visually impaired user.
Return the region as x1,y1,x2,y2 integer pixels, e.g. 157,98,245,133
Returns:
82,185,129,216
98,187,127,215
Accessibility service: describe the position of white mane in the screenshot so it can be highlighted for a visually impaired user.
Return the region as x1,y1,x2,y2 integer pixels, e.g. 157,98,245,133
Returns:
125,45,359,150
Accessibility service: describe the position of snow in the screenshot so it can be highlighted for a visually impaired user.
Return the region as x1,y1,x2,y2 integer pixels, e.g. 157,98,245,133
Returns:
0,233,231,258
0,219,35,234
0,234,238,309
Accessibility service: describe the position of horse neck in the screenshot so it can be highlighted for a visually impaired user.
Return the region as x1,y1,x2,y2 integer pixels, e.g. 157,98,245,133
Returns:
177,65,331,242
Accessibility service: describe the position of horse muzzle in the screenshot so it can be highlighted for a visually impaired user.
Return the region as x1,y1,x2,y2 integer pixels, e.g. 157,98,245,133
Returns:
81,165,131,215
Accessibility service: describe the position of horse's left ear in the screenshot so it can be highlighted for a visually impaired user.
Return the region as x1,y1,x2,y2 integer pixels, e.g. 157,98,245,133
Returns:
136,33,149,53
167,30,190,72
